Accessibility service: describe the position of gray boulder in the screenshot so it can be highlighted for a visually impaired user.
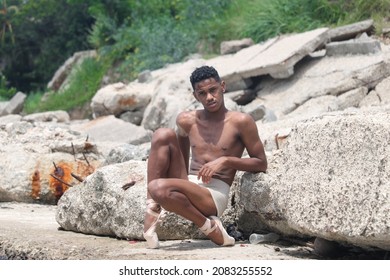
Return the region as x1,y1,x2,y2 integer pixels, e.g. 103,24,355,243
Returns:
70,115,152,145
239,107,390,250
90,82,152,121
0,121,101,204
0,118,150,204
0,92,26,117
56,160,201,240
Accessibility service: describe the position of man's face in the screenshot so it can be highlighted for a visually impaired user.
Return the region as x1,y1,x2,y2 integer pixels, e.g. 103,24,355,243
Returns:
193,78,225,112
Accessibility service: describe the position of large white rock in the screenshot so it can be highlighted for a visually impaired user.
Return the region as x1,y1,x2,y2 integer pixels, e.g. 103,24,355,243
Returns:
56,160,201,240
0,119,150,204
90,82,152,118
0,121,101,204
239,107,390,250
70,115,152,145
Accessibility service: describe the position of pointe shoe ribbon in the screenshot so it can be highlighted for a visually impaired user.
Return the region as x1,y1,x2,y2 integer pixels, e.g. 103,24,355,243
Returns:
199,216,235,246
143,199,166,249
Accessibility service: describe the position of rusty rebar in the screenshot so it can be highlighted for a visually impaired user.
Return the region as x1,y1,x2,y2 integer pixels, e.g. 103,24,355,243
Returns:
71,173,84,182
50,174,73,187
71,142,76,161
82,152,90,166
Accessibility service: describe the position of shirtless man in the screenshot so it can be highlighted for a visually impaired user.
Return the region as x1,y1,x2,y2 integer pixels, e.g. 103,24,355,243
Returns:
143,65,267,249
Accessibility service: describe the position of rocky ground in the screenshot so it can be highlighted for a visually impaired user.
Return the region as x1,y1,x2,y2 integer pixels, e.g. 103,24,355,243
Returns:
0,202,388,260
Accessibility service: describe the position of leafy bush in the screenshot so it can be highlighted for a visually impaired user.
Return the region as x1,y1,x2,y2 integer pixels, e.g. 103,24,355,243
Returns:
220,0,390,43
23,91,44,113
329,0,390,26
125,17,198,73
89,0,231,80
1,0,93,93
223,0,337,43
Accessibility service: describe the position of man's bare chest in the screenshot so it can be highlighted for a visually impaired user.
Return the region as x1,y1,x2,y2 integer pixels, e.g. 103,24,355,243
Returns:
188,123,241,153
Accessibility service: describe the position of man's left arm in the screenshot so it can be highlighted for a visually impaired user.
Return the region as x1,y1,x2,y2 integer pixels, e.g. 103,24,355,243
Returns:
225,114,267,173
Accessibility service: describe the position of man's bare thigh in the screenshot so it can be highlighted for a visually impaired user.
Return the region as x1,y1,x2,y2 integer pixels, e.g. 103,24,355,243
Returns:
158,178,217,216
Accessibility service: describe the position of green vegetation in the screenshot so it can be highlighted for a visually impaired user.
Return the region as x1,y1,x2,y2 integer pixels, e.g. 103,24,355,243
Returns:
0,0,389,114
23,57,109,114
0,73,16,101
219,0,337,42
216,0,390,43
87,0,231,82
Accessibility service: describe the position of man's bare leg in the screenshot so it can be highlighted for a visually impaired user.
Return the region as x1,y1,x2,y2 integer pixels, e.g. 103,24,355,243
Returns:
148,177,234,246
143,128,188,248
143,128,234,246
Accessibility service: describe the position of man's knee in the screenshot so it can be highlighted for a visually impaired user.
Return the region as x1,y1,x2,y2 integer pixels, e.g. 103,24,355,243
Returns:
148,178,166,200
151,128,176,147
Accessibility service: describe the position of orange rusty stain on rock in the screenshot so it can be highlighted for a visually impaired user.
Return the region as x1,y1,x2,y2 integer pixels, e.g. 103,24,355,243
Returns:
48,161,99,201
31,170,41,200
75,160,96,178
119,96,136,107
49,162,73,201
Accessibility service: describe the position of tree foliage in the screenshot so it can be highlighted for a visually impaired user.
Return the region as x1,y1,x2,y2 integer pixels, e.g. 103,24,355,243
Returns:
1,0,93,93
87,0,231,80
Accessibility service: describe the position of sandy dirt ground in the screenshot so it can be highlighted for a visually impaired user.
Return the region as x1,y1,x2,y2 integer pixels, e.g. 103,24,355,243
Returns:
0,202,387,261
0,202,318,260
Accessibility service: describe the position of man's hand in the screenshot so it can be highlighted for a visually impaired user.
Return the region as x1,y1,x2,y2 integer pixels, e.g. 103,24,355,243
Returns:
197,157,226,183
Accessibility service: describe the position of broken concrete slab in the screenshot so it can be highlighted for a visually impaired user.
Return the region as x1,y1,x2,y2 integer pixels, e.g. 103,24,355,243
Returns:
327,19,375,42
337,87,368,110
238,28,329,79
208,37,278,89
283,95,339,120
359,90,381,107
255,49,390,118
326,35,381,56
209,27,329,89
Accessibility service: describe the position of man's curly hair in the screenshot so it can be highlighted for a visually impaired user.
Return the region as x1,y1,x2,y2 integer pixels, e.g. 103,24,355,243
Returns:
190,66,221,90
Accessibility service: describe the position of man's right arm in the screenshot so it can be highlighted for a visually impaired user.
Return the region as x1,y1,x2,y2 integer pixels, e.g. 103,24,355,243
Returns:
176,113,191,174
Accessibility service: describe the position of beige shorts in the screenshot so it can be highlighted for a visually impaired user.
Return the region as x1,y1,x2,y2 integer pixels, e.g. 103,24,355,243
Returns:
188,174,230,217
